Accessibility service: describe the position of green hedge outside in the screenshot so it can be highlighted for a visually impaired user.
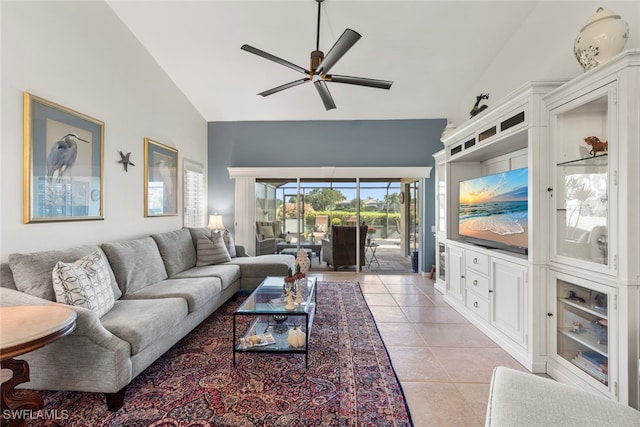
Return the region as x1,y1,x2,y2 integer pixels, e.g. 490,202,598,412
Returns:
305,211,400,227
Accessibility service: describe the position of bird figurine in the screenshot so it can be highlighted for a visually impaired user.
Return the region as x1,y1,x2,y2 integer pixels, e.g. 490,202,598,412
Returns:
117,151,135,172
470,93,489,118
46,133,90,178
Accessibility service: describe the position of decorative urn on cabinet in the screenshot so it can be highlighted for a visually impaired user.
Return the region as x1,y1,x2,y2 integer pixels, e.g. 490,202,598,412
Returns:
574,7,629,71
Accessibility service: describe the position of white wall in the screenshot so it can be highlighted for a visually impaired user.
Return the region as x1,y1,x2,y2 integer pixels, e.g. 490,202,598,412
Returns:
453,1,640,125
0,1,207,261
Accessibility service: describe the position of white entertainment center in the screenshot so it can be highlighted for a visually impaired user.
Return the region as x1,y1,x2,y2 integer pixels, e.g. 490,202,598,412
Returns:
434,50,640,409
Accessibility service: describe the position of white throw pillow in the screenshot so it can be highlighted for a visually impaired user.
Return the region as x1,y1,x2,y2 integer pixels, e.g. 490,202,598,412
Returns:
259,225,275,239
222,229,237,258
196,232,231,266
52,251,115,318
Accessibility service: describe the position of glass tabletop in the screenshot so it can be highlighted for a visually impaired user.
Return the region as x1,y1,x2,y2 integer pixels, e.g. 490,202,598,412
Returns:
236,276,317,314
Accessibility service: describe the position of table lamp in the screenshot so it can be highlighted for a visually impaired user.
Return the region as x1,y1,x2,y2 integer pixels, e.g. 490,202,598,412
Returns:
208,214,225,233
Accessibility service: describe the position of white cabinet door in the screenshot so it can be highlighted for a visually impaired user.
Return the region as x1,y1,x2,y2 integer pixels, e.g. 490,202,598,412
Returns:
548,270,616,399
447,245,464,302
491,258,527,347
548,82,616,276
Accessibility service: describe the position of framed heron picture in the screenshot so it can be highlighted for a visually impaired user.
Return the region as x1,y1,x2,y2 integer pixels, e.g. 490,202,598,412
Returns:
23,92,104,223
144,138,178,217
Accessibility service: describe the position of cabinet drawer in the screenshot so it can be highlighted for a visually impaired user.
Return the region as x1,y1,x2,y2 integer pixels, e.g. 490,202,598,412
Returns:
465,290,489,321
466,270,489,295
465,250,489,275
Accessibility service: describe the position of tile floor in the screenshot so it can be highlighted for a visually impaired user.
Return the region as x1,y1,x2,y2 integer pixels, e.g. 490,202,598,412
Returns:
309,271,528,427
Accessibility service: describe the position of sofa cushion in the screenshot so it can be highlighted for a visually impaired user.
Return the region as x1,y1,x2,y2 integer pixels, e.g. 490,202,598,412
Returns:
259,225,274,239
172,264,241,290
52,251,115,317
122,277,222,313
196,232,231,266
100,298,188,355
227,254,294,278
8,246,121,301
151,229,197,277
223,229,237,258
101,237,168,295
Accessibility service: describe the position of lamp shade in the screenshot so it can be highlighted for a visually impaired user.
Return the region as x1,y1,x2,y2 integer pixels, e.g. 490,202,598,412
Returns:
208,214,225,230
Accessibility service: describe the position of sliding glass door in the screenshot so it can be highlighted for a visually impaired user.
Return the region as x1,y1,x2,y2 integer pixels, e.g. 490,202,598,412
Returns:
254,178,415,273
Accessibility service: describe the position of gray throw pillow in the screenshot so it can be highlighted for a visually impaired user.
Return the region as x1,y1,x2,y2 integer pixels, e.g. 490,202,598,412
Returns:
223,229,237,258
196,232,231,266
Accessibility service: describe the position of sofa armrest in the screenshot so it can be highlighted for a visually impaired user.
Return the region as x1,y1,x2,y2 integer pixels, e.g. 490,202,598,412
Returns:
0,287,124,351
0,286,52,308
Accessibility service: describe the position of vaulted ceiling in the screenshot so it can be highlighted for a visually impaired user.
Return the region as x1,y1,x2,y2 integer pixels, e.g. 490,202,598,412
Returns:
108,1,539,122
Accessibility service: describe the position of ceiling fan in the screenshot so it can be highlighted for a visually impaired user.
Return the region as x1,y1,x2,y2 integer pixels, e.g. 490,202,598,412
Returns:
241,0,393,111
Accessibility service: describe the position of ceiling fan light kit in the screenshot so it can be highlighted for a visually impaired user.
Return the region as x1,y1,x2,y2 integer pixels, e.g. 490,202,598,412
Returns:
241,0,393,110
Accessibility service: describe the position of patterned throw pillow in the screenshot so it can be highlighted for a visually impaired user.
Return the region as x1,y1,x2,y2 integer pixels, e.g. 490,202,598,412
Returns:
52,251,115,318
196,232,231,266
222,229,237,258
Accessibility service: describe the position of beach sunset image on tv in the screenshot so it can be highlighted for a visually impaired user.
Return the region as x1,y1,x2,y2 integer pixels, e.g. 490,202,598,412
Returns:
458,167,528,251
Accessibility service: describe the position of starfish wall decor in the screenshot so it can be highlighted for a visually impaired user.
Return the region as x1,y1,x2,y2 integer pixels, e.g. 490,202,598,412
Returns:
118,151,135,172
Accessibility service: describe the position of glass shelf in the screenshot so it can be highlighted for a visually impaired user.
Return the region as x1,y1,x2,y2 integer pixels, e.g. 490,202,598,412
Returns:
557,153,608,167
556,279,609,386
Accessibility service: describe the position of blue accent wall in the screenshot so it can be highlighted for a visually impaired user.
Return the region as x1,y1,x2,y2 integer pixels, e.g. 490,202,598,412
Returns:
208,119,446,270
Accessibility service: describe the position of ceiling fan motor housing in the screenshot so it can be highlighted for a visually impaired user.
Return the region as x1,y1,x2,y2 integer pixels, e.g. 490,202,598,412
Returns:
310,50,324,74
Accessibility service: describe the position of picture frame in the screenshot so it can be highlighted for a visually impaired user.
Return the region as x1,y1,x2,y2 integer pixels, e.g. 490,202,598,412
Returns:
144,138,178,217
23,92,104,223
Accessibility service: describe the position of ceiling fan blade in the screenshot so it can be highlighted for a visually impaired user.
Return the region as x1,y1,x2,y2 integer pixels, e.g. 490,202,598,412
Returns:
241,44,310,75
327,74,393,89
314,80,336,110
258,78,310,97
315,29,361,75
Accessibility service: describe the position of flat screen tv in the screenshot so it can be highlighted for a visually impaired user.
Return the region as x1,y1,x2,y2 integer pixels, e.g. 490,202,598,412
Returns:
458,167,528,255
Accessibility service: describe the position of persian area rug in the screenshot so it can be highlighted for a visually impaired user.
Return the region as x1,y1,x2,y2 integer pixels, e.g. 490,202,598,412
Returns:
38,281,413,426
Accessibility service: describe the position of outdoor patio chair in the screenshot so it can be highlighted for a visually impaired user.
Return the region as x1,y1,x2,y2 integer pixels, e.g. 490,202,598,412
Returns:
322,225,367,271
255,221,283,255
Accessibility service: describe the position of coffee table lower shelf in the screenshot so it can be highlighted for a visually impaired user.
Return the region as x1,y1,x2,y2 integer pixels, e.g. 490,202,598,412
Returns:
233,308,315,368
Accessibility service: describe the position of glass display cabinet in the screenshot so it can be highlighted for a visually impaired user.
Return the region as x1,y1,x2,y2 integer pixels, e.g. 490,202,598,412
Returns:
550,84,615,274
550,271,614,396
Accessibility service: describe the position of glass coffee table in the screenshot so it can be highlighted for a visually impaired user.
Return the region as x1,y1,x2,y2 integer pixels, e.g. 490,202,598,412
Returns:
233,276,317,368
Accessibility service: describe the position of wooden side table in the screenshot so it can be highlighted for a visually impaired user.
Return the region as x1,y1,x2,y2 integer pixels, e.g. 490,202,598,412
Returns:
0,305,76,427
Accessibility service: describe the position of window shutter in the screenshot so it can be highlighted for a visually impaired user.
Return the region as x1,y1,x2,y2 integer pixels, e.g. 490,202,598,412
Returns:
183,160,206,227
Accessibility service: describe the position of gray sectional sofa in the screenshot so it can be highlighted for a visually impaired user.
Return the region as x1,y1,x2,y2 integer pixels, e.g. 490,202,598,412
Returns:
0,227,294,410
